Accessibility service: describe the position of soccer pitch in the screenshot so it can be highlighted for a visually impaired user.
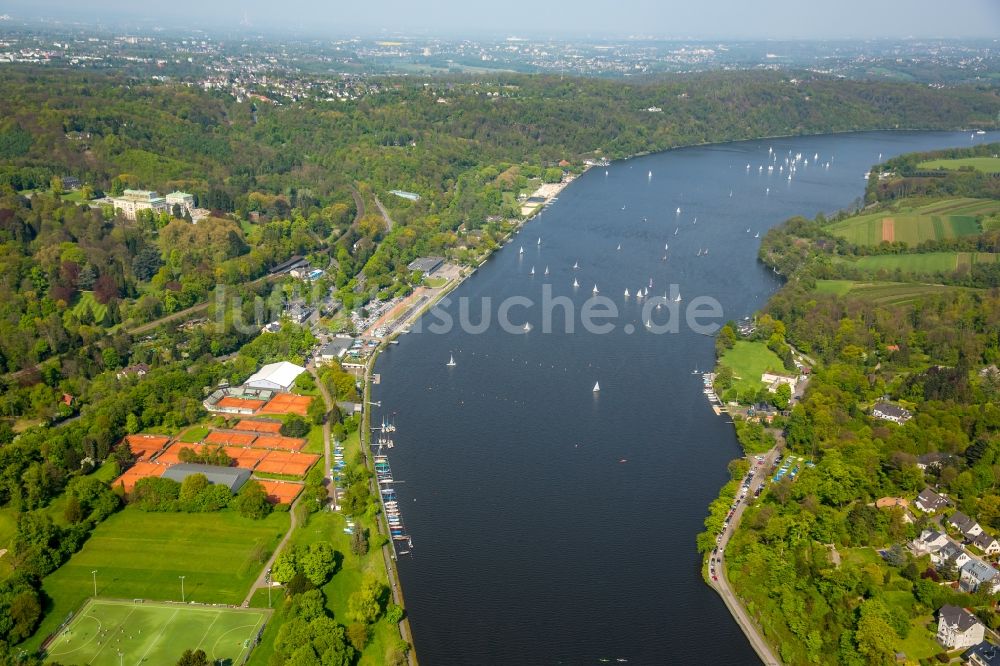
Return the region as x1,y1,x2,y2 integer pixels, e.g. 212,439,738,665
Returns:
44,599,270,665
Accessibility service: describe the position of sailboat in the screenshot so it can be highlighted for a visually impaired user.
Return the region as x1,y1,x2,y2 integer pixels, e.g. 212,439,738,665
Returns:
446,354,456,367
573,260,579,270
674,227,679,235
523,322,531,333
636,289,643,300
537,237,541,245
617,243,622,251
519,246,524,254
573,277,579,288
746,227,751,233
645,318,651,328
544,266,549,276
693,217,697,224
697,248,703,256
675,293,682,302
593,284,599,294
648,278,653,289
593,381,600,393
624,288,630,298
675,207,681,214
664,243,668,251
529,266,535,275
754,232,759,238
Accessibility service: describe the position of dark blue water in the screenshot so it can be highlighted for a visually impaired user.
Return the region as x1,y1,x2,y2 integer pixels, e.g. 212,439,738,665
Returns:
373,131,1000,665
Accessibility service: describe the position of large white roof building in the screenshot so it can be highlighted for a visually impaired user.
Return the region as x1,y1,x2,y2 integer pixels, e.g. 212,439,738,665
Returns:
243,361,306,392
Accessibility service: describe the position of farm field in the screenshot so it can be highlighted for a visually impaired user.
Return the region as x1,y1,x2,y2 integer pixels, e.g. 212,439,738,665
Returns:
813,280,970,305
848,252,998,274
826,198,998,246
44,598,268,666
28,508,288,652
917,156,1000,173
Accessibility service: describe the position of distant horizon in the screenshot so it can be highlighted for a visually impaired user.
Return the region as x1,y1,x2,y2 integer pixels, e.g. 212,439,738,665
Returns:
4,0,1000,41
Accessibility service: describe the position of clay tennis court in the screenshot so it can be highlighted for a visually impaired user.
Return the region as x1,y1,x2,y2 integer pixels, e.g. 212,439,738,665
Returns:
255,450,320,477
233,419,283,433
881,217,895,243
222,446,269,469
112,461,165,492
256,480,304,504
154,442,215,466
121,434,171,461
215,396,267,412
204,430,258,446
252,435,307,452
260,393,313,416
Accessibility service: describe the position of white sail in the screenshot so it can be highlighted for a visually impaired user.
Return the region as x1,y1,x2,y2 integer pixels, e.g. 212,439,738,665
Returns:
593,284,599,294
593,381,600,392
624,289,630,297
447,354,456,367
573,278,579,288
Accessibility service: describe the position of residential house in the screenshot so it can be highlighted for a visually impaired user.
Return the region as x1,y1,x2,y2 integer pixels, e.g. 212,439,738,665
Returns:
972,532,1000,557
911,529,949,556
964,641,1000,666
937,605,985,650
61,176,81,190
116,363,150,380
761,372,797,394
916,452,955,471
915,488,949,513
872,402,913,424
318,337,353,364
934,541,972,570
960,560,1000,594
950,511,984,539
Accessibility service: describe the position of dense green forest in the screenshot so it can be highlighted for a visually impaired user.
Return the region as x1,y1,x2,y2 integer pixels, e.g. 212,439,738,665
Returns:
710,144,1000,665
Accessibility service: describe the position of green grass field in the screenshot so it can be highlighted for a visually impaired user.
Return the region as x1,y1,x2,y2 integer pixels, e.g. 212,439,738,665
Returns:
71,291,108,322
814,280,969,305
178,425,210,443
917,156,1000,173
717,341,787,397
826,198,997,246
29,508,288,652
849,251,997,274
44,598,269,666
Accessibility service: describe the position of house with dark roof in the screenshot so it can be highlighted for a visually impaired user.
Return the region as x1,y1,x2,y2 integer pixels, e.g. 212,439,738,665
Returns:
161,463,251,494
937,605,985,649
407,257,444,275
950,511,984,540
965,641,1000,666
916,452,955,471
933,541,971,570
961,560,1000,594
915,488,949,513
872,402,913,424
911,529,949,556
972,532,1000,557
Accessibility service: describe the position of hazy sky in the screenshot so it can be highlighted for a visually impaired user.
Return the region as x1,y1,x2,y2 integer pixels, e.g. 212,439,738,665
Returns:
8,0,1000,39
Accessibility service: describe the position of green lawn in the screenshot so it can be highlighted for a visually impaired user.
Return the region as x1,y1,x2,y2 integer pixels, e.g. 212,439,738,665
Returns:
917,156,1000,173
71,291,108,323
813,280,971,305
423,277,448,288
826,197,997,246
848,251,998,274
717,341,787,396
178,425,209,443
896,614,945,662
28,508,289,652
44,598,269,666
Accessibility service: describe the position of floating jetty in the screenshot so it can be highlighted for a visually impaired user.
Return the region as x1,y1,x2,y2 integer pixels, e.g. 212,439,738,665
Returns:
371,420,412,555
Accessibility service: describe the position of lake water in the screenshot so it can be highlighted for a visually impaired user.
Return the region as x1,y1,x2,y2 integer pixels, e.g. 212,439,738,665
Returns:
372,130,999,665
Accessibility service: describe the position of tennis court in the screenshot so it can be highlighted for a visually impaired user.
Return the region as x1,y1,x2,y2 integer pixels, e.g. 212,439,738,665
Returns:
112,462,166,493
45,598,269,666
205,431,258,447
233,419,283,433
260,393,313,416
121,435,171,461
253,435,307,452
255,450,319,477
256,480,305,504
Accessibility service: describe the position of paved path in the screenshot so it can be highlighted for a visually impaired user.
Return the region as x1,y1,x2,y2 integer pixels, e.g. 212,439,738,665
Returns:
372,193,395,232
308,365,338,507
242,493,300,606
707,446,782,666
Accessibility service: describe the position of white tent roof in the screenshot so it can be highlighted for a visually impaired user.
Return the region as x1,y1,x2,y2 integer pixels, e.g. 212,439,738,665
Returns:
244,361,305,390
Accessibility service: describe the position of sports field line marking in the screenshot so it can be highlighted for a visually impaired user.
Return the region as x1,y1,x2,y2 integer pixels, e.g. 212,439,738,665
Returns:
210,619,265,663
88,604,137,666
134,608,179,666
47,612,102,657
192,611,222,652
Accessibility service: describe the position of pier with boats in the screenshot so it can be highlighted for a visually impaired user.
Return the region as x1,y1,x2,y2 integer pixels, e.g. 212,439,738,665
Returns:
372,418,412,556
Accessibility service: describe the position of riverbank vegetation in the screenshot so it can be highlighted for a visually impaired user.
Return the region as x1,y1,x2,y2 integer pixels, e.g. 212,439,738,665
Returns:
713,143,1000,664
